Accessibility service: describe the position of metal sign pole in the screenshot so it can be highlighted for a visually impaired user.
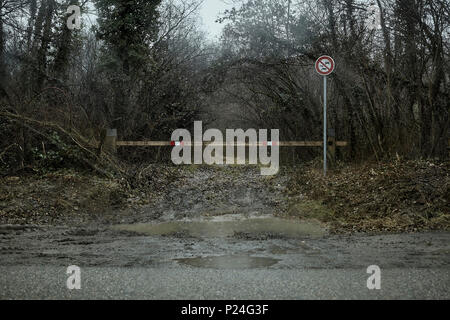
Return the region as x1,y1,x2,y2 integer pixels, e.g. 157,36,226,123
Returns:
323,76,327,177
315,55,334,177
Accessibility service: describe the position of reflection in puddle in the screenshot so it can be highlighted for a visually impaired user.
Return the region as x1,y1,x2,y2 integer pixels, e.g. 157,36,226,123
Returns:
176,255,279,269
113,215,326,238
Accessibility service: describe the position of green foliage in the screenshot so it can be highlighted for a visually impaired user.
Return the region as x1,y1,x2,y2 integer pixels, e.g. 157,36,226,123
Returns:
51,0,84,79
31,131,84,170
94,0,162,75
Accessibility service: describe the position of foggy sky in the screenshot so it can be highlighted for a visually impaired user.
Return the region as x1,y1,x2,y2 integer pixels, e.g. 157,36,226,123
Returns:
199,0,235,39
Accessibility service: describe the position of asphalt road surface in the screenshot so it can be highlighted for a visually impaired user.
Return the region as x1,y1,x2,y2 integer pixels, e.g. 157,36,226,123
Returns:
0,265,449,299
0,221,449,299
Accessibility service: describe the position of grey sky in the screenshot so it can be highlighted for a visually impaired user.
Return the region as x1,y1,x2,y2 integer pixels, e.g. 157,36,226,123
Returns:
82,0,236,40
199,0,235,40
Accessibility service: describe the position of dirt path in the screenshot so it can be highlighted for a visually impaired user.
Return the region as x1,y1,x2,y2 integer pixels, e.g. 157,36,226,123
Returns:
105,165,291,224
1,165,449,299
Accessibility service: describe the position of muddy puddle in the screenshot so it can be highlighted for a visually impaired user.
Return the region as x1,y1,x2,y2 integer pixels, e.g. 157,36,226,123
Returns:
112,215,326,238
175,255,280,269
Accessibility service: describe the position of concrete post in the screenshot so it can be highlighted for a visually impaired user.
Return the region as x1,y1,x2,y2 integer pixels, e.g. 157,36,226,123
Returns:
105,129,117,153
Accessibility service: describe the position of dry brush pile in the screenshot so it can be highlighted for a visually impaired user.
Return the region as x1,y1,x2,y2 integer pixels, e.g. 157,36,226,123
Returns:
288,159,450,233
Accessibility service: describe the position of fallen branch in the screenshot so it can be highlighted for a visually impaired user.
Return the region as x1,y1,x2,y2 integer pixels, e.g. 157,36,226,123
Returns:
0,110,124,178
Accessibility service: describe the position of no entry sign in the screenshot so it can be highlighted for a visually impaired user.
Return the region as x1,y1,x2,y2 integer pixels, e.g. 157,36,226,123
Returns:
315,56,335,76
315,55,335,177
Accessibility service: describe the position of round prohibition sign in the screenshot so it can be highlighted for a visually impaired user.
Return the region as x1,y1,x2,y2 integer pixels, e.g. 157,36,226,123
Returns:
315,56,335,76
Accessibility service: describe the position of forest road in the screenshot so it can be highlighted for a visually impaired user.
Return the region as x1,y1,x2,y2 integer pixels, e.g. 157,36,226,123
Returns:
0,166,449,299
